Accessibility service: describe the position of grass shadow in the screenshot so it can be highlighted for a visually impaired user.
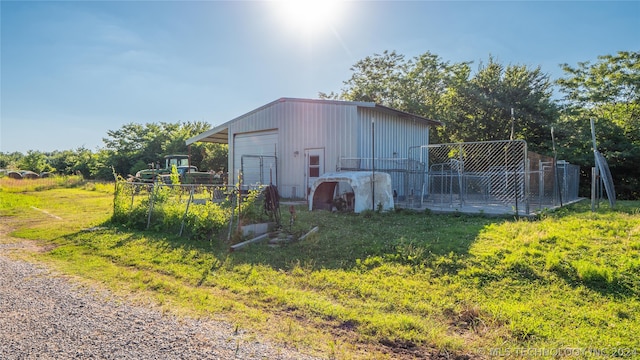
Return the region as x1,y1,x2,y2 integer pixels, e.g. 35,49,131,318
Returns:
549,260,638,299
225,206,509,272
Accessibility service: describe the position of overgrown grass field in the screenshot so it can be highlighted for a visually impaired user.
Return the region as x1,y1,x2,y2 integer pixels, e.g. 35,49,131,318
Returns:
1,178,639,359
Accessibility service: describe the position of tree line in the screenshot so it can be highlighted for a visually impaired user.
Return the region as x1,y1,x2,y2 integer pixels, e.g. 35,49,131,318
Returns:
1,51,638,199
0,121,228,181
320,50,638,199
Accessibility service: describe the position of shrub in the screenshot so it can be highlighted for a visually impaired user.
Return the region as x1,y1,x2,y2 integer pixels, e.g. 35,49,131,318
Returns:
110,179,267,240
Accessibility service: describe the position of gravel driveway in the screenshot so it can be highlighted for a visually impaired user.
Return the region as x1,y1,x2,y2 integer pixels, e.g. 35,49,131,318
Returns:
0,241,320,360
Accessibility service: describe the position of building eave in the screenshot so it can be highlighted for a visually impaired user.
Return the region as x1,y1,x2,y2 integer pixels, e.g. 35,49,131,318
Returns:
185,97,443,146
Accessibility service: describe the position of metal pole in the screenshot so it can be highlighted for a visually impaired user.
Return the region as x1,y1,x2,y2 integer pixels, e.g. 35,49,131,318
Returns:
591,166,598,211
510,108,515,141
512,142,519,215
372,119,375,211
458,143,464,205
227,186,235,243
538,160,544,211
590,118,599,212
179,187,194,236
146,184,157,230
237,170,242,233
260,156,264,185
590,118,598,152
551,127,563,206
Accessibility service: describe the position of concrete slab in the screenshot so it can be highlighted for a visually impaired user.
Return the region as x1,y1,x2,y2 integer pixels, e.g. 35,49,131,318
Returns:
395,198,586,217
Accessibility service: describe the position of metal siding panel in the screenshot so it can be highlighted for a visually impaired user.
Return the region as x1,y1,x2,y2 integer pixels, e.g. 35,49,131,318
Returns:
282,102,305,198
354,108,431,198
228,105,280,183
227,100,364,198
357,108,430,158
233,131,278,186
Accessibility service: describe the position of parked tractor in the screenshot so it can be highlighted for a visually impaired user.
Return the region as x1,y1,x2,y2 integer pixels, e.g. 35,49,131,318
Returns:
133,154,223,185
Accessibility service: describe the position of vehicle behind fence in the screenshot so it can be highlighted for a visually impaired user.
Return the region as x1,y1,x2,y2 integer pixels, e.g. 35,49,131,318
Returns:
113,182,245,240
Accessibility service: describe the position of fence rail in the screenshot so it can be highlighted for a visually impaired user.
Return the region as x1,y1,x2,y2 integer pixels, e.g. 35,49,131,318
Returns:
338,157,425,200
339,140,581,215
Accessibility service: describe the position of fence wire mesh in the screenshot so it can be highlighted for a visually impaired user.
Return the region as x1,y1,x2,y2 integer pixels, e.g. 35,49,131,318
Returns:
418,141,528,211
115,182,239,236
338,158,425,200
339,140,581,215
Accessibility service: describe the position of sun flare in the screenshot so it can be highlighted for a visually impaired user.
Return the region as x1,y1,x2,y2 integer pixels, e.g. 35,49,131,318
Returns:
273,0,343,37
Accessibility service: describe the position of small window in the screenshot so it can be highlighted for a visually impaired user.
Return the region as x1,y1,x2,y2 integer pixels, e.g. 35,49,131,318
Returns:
308,154,321,178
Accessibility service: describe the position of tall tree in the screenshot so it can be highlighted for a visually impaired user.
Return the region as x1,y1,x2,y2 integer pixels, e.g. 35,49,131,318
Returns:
323,50,407,107
556,51,640,199
19,150,53,174
102,121,228,177
323,51,557,148
0,152,23,169
320,50,470,143
442,57,557,150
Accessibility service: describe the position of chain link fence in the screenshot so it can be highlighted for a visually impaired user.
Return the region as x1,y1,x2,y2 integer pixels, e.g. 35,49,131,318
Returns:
338,158,425,200
339,140,581,215
114,182,239,238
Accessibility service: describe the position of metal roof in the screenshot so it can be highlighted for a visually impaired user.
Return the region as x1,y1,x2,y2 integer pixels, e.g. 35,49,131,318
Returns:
186,97,443,145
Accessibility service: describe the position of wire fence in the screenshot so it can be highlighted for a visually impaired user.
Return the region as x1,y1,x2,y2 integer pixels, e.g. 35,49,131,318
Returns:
339,140,581,215
114,182,240,238
338,158,425,200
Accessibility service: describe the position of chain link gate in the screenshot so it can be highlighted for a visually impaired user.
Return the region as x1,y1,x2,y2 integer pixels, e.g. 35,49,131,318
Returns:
410,140,529,213
338,141,580,215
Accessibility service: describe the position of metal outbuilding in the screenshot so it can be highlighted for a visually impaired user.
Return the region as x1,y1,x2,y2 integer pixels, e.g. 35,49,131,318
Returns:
186,98,442,200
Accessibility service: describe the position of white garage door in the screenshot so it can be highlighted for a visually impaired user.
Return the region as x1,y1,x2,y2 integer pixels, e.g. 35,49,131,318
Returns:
233,130,278,186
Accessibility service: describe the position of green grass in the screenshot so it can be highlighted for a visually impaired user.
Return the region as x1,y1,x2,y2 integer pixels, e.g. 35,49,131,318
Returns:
0,175,89,193
1,181,639,359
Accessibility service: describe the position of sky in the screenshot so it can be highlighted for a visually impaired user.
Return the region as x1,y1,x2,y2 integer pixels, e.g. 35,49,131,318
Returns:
1,1,639,154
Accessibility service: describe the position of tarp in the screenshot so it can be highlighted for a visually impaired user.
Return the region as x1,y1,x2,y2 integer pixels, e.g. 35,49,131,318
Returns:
308,171,394,213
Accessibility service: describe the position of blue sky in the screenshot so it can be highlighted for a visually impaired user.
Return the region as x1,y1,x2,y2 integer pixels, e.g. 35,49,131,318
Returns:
1,1,638,153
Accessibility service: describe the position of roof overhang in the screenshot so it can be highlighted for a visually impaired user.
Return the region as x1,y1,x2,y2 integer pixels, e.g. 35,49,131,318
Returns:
186,97,443,146
186,124,229,145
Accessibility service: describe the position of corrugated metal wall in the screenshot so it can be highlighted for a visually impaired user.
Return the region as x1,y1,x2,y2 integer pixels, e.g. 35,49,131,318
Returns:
226,99,359,199
357,108,431,198
357,108,430,159
223,100,431,199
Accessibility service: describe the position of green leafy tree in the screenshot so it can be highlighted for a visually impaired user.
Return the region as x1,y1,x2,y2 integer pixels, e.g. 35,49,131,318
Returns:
48,150,77,175
102,121,227,177
0,151,23,169
324,50,407,106
19,150,53,174
323,51,557,148
47,147,95,176
320,50,466,143
556,51,640,199
90,149,117,180
442,57,557,150
199,143,228,172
